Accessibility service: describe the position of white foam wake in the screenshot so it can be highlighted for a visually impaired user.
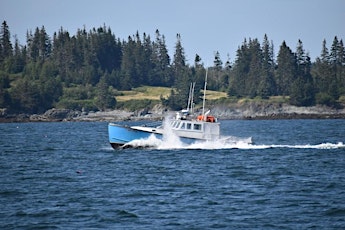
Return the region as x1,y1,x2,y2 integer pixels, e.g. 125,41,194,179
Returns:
269,142,345,149
125,136,345,150
124,117,344,150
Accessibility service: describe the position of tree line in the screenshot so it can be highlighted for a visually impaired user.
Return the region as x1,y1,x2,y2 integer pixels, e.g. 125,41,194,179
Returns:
0,20,344,114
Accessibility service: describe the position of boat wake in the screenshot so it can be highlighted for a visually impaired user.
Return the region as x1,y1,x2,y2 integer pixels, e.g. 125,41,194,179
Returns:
121,118,345,150
123,135,345,150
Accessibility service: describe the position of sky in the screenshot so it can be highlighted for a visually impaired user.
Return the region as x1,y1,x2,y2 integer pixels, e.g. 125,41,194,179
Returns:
1,0,344,65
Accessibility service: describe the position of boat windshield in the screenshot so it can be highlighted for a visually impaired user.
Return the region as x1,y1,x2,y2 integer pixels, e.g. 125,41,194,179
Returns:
193,124,202,131
171,120,203,131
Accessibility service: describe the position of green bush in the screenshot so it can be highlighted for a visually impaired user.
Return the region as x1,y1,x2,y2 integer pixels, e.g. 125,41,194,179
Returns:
315,92,336,107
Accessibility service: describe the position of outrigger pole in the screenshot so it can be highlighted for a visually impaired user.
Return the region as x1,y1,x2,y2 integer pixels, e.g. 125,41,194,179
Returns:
201,68,208,121
187,82,195,113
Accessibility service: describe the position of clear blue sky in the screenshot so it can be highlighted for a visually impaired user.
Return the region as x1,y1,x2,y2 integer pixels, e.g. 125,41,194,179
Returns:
1,0,344,65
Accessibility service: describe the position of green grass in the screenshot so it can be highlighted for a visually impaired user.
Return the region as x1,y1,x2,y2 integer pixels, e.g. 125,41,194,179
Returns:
115,86,171,102
115,86,228,102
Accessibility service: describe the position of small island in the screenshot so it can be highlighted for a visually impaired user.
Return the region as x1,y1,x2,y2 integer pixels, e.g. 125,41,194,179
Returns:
0,21,344,122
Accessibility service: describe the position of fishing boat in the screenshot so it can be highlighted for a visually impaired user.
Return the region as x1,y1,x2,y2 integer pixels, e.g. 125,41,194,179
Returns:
108,70,243,149
108,109,220,149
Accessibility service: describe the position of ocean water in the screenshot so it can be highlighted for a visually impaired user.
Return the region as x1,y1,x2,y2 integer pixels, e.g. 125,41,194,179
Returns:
0,119,344,229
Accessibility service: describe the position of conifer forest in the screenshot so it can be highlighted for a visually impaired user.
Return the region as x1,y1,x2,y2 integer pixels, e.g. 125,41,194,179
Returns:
0,21,344,114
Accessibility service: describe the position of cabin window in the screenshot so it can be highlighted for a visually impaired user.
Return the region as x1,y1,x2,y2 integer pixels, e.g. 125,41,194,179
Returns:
181,122,185,129
172,121,180,128
193,124,202,130
187,123,192,130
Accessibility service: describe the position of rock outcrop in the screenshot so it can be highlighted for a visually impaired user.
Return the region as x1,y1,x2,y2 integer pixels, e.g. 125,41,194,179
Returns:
1,102,345,123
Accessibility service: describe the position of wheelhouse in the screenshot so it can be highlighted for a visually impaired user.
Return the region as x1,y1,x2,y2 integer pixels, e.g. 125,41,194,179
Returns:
171,120,203,132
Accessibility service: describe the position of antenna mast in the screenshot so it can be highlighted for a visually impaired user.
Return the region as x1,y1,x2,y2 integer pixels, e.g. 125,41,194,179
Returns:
202,68,208,120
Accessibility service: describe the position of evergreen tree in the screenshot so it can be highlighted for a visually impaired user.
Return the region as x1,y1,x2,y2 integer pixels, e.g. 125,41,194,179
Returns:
156,32,171,86
38,26,52,61
290,40,315,106
94,74,116,110
26,27,52,62
0,21,13,62
330,36,345,96
0,71,11,108
38,60,62,110
228,39,250,97
338,39,345,94
132,31,147,86
10,76,41,113
192,56,205,104
120,36,137,89
142,32,155,85
246,38,263,97
194,54,202,67
213,51,223,68
224,53,231,70
276,41,297,96
168,34,190,109
51,28,71,83
208,51,223,90
312,39,335,105
9,37,26,73
259,34,276,98
172,33,187,83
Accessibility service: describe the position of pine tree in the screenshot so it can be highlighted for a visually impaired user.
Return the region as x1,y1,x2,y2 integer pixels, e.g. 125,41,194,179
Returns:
38,26,51,61
0,21,13,66
229,39,249,97
10,76,41,113
94,74,116,110
246,38,263,97
259,34,276,98
0,71,11,108
276,41,297,96
151,30,171,86
213,51,223,69
209,51,223,90
38,60,62,110
290,40,315,106
224,53,231,70
338,39,345,94
120,36,136,89
312,39,335,105
330,36,345,96
10,37,25,73
158,34,171,86
168,34,190,109
172,33,187,84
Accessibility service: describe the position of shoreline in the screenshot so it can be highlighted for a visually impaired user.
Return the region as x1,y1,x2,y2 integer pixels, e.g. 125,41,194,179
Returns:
1,105,345,123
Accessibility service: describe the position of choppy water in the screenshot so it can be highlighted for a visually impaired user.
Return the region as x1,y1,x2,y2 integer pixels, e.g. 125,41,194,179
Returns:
1,119,344,229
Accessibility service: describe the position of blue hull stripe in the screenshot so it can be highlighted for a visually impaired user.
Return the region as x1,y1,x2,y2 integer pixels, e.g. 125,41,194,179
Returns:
108,123,197,147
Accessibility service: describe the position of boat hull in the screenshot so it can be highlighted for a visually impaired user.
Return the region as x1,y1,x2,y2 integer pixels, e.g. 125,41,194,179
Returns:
108,123,161,148
108,122,209,149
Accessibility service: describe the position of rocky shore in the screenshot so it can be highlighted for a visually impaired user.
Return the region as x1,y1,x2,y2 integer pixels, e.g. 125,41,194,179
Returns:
1,102,345,123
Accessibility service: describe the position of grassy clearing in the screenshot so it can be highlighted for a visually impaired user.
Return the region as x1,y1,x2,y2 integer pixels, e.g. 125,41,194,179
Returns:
116,86,171,102
115,86,228,102
114,86,294,106
202,90,227,100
